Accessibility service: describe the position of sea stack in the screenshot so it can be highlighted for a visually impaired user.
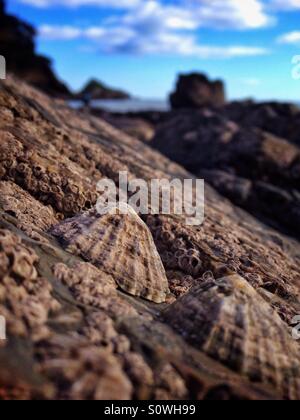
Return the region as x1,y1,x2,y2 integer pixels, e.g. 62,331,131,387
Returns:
170,73,226,109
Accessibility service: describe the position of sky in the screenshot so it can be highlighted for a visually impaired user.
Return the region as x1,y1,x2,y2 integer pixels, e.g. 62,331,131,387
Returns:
6,0,300,100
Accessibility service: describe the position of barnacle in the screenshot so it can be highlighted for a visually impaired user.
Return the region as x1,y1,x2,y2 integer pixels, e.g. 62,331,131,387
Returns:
32,164,45,177
167,271,196,297
0,165,6,179
51,185,63,194
76,194,86,208
85,191,98,208
16,163,30,175
66,182,80,195
39,182,51,194
3,158,16,169
188,255,203,276
174,248,186,259
49,173,62,186
28,178,39,193
62,196,74,214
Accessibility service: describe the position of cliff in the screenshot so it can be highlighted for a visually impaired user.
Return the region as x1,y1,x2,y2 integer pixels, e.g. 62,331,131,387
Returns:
0,0,70,97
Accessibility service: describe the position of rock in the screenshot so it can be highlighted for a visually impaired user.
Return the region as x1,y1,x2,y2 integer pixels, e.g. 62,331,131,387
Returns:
1,75,300,400
152,109,300,238
78,79,130,100
224,101,300,147
0,0,70,97
94,111,155,142
170,73,226,109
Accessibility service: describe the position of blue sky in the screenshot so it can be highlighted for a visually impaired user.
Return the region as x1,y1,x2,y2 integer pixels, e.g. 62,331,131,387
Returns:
6,0,300,100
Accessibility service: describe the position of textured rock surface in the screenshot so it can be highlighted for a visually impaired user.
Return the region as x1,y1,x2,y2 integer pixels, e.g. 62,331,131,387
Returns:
97,112,155,142
224,101,300,147
1,76,300,400
152,109,300,238
170,73,226,109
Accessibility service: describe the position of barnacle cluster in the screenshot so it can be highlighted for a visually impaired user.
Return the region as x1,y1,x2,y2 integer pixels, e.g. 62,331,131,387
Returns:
36,333,133,400
54,128,129,187
53,262,138,318
0,229,61,342
0,137,97,219
146,216,203,278
146,213,300,319
166,271,196,298
0,181,58,233
82,312,154,400
154,364,188,400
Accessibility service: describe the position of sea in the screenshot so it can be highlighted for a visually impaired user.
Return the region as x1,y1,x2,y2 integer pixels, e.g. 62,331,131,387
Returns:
70,98,170,113
70,98,300,114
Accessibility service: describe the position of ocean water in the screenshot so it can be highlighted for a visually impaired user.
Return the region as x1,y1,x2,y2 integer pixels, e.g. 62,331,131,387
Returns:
70,98,169,113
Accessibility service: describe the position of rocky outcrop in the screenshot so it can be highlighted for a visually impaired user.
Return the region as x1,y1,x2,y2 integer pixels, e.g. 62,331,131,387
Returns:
152,109,300,238
224,101,300,147
78,79,130,100
0,0,70,97
93,111,155,142
1,76,300,400
170,73,226,109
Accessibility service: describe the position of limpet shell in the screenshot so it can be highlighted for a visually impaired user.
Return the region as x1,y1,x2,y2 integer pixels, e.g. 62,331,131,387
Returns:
50,206,170,303
164,274,300,399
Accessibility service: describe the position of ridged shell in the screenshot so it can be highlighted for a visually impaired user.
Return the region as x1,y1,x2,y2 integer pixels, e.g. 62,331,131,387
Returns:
164,275,300,399
50,206,170,303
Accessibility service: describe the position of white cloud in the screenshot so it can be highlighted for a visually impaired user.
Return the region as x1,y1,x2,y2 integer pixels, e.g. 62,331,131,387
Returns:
269,0,300,11
39,25,83,40
20,0,140,8
39,22,269,58
277,31,300,44
241,77,262,86
32,0,272,59
21,0,273,29
189,0,272,29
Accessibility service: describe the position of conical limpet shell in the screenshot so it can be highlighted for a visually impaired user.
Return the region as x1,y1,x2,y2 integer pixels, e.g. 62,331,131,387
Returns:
50,205,170,303
164,274,300,399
